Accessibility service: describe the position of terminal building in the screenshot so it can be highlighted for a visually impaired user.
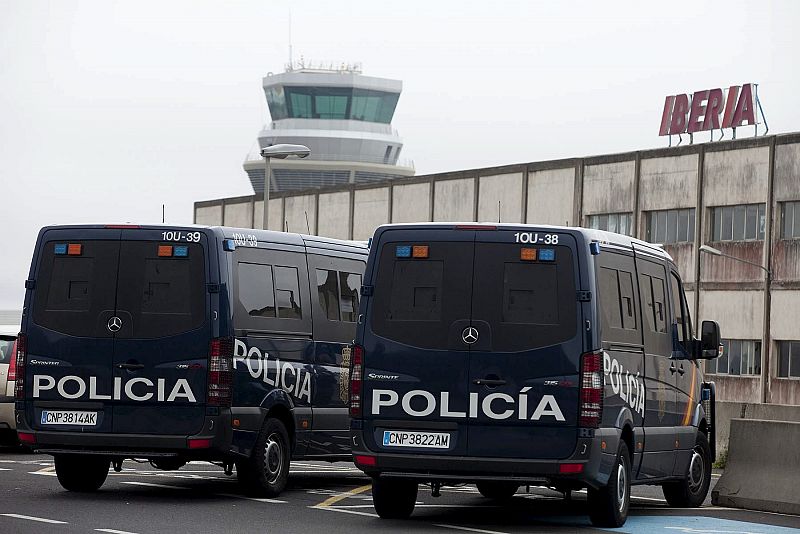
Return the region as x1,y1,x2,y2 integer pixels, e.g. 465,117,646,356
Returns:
196,131,800,418
242,61,414,199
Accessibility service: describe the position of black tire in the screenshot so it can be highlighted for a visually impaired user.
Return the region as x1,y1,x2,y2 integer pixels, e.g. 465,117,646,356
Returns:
588,441,631,528
54,454,110,492
236,417,291,497
372,477,418,519
662,432,712,507
476,481,519,500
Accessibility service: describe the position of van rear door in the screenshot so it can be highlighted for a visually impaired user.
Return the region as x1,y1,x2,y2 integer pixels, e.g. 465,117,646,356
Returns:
110,230,210,434
362,229,475,456
28,229,121,433
466,232,582,459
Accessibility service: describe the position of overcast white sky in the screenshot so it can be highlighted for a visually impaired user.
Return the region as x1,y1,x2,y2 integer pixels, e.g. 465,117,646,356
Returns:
1,0,799,310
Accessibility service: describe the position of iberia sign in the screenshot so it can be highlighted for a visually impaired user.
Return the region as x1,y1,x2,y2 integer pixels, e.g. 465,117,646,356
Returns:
659,83,761,137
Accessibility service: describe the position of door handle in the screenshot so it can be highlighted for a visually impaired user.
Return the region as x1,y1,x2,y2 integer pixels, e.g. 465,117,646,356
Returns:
669,363,677,374
677,365,686,376
473,378,506,387
116,363,145,370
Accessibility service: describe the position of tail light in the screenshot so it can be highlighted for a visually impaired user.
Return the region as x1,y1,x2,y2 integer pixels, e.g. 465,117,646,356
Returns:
7,339,18,381
14,334,26,400
208,337,233,406
349,345,364,417
579,350,603,428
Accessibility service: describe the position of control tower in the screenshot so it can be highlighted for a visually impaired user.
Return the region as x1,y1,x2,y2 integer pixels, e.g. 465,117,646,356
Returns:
243,61,414,193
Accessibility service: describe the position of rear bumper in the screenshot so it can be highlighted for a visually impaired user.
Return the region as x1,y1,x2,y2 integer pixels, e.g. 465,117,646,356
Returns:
16,413,233,459
351,427,620,489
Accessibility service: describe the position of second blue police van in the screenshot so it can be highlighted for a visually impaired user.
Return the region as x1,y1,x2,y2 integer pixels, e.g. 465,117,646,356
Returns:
14,224,366,496
350,223,720,527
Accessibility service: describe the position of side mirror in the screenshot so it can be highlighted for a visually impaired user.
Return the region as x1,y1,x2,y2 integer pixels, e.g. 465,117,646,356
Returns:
698,320,721,359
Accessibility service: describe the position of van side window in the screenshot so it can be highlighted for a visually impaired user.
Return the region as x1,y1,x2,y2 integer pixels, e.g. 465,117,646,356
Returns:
640,274,667,334
599,267,637,332
316,269,362,323
670,271,693,350
597,252,641,345
238,263,276,317
316,270,340,320
339,272,361,322
232,247,310,334
274,266,302,319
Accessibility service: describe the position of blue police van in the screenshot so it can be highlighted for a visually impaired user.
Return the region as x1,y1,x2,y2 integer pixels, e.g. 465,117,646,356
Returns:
14,224,366,496
349,223,720,527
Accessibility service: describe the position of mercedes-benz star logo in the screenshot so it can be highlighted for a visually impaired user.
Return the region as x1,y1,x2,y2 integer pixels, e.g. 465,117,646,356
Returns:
461,326,479,345
107,316,123,332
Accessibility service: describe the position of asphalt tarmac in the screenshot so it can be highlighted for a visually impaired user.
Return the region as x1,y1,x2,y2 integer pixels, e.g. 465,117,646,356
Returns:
0,446,797,534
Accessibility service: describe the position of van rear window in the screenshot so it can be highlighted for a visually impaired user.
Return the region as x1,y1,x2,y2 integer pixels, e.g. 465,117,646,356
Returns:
116,241,206,338
34,239,206,338
34,241,119,337
371,242,472,350
370,239,577,352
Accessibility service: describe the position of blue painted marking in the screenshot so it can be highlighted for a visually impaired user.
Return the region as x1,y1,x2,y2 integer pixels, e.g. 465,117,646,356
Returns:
173,246,188,257
396,245,411,258
603,515,800,533
54,244,67,255
544,515,799,533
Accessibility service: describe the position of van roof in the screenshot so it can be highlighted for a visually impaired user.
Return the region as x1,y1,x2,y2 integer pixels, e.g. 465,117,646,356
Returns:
373,222,673,262
36,224,368,255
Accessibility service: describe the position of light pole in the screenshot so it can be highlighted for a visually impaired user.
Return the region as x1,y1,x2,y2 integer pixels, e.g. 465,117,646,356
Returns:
699,244,772,403
699,245,772,278
261,144,311,231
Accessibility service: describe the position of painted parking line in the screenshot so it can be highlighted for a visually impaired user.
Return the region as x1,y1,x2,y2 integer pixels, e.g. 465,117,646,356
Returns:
314,483,373,508
214,493,287,504
121,481,190,490
1,513,67,524
433,524,509,534
0,468,12,471
95,529,140,534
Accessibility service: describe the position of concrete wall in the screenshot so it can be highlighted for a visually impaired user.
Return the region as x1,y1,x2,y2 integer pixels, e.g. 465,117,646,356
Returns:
317,191,351,239
353,187,390,240
714,401,800,459
223,201,253,229
434,178,475,222
392,182,431,223
527,167,576,225
194,132,800,407
195,204,222,226
284,194,316,235
582,160,636,216
477,173,523,223
253,198,284,231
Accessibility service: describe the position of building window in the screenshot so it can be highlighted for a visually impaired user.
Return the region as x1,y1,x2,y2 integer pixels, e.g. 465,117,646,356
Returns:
711,204,765,242
645,208,695,244
587,213,633,236
709,339,761,376
778,341,800,378
781,201,800,239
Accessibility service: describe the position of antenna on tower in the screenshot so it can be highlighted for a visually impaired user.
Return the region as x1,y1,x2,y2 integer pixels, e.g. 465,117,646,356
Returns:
288,8,293,67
